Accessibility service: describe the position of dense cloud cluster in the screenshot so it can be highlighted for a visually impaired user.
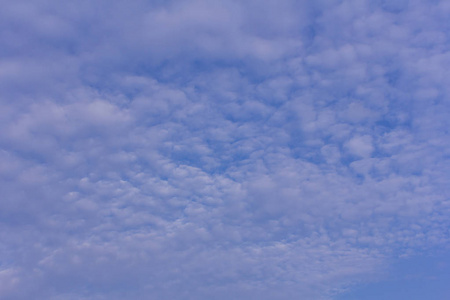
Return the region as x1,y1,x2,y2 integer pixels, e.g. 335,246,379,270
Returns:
1,0,450,299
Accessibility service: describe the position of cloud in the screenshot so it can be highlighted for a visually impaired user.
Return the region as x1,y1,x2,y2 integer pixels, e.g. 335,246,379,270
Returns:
1,0,450,299
345,135,374,158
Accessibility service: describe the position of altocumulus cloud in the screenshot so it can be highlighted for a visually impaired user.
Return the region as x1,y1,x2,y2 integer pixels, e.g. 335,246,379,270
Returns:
1,0,450,299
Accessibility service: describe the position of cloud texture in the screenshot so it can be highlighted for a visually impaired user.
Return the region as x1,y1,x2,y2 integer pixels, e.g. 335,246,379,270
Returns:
1,0,450,299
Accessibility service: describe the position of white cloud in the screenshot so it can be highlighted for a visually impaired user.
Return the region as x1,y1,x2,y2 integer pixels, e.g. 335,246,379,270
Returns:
345,135,374,158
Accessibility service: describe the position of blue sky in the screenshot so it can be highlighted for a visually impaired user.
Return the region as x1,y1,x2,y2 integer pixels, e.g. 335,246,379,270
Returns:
1,0,450,299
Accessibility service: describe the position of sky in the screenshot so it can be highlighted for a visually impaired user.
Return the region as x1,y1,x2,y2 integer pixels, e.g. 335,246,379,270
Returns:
0,0,450,299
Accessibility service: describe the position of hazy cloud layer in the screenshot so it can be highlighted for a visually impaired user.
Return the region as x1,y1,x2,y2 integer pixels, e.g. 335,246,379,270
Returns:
1,0,450,299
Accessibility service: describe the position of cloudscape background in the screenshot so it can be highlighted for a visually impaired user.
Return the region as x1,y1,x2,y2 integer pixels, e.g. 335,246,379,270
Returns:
1,0,450,299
